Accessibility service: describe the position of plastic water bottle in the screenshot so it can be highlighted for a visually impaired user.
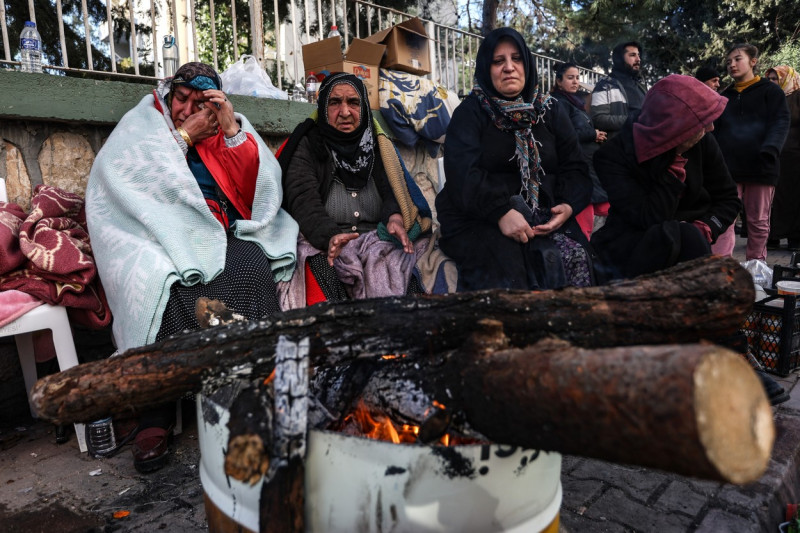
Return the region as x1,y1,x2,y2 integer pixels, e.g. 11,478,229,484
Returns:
327,25,341,39
305,72,318,104
19,21,42,73
86,417,117,457
162,35,178,78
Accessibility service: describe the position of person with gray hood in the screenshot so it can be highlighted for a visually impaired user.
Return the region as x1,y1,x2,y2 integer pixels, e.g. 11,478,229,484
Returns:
591,41,648,138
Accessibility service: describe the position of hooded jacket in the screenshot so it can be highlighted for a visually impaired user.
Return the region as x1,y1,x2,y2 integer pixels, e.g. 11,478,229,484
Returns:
590,41,648,136
713,77,790,185
592,75,740,280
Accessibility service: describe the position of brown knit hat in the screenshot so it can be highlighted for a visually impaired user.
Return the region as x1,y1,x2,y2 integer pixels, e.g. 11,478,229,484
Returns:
633,74,728,162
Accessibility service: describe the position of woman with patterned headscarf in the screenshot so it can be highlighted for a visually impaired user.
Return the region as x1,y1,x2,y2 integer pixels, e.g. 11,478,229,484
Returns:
436,27,594,291
277,72,436,306
86,62,297,472
766,65,800,250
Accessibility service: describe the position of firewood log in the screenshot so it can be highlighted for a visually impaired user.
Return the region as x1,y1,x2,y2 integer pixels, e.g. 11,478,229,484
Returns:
458,321,773,484
30,255,752,424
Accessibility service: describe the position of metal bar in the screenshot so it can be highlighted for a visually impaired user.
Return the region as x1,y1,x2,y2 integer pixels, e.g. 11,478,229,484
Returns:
366,4,371,35
105,0,115,71
444,27,450,88
274,0,282,89
27,0,35,24
436,26,442,86
330,0,336,27
81,0,93,70
210,0,217,70
303,0,310,42
0,1,9,62
190,0,198,61
0,59,161,79
460,32,465,95
342,0,348,49
317,0,323,38
354,0,359,38
230,0,238,62
290,0,299,83
128,0,140,75
56,0,68,67
151,0,159,76
171,0,179,63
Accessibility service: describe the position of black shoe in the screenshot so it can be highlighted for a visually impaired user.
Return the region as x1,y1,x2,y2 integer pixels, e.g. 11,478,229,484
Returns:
767,239,782,250
757,370,790,406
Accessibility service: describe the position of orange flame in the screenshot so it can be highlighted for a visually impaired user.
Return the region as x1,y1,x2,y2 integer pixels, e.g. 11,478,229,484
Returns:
336,401,477,446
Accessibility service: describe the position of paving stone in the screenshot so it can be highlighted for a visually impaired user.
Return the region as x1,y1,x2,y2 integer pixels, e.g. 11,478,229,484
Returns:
652,480,708,517
694,507,761,532
584,487,693,531
561,454,584,474
559,510,629,533
560,478,604,512
569,459,667,497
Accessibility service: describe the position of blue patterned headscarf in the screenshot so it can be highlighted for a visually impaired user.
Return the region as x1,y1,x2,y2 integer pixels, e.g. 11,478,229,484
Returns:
166,62,222,110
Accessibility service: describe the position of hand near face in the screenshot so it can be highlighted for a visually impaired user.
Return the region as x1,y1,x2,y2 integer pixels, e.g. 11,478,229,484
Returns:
202,89,239,138
327,232,360,266
533,203,573,235
499,209,536,243
180,107,219,144
387,213,413,254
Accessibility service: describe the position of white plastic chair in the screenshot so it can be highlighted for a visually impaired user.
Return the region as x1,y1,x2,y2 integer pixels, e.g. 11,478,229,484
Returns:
0,178,87,452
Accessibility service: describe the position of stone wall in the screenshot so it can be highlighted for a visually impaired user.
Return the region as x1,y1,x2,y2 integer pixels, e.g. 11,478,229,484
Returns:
0,71,441,419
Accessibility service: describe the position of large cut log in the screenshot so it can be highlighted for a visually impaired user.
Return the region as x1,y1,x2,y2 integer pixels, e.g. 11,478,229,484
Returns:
31,255,753,424
458,323,774,484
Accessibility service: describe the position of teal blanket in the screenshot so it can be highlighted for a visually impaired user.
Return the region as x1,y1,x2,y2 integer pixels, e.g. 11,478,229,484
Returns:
86,94,298,351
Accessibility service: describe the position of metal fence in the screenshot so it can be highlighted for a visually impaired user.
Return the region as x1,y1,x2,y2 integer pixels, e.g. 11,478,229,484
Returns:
0,0,601,92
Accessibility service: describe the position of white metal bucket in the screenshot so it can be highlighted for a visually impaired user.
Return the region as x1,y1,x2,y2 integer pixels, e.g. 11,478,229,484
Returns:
197,393,562,532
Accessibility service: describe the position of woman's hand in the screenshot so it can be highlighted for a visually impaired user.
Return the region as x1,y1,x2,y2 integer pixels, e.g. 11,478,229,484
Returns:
533,203,573,235
595,129,607,144
327,232,360,266
180,107,219,144
203,89,239,138
498,209,536,243
387,214,414,254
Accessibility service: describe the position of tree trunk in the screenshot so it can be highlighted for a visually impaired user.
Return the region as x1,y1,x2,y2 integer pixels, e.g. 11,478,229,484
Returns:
31,256,753,424
481,0,498,36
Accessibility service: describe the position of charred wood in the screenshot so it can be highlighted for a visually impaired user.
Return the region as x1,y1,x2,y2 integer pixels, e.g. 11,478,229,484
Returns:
31,256,753,425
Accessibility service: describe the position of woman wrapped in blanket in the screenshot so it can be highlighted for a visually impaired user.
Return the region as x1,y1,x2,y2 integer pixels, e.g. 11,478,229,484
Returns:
436,27,595,291
85,62,297,472
277,72,437,307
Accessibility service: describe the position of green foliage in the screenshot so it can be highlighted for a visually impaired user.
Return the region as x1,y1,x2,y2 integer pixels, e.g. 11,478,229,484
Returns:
468,0,800,82
762,41,800,72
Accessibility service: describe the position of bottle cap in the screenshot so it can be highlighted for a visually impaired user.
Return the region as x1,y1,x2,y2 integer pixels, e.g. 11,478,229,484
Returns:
24,21,36,27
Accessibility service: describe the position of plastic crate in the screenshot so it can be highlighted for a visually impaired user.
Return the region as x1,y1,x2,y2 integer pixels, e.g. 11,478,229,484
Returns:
740,293,800,376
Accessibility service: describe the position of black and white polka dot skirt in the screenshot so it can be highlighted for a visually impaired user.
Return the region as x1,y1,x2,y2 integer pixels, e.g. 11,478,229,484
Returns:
156,236,279,341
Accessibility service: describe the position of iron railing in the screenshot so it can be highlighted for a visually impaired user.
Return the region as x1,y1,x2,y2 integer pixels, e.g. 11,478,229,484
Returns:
0,0,601,93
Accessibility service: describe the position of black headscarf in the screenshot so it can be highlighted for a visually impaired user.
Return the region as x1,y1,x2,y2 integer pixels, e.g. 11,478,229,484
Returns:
316,72,375,188
471,27,551,210
474,27,538,102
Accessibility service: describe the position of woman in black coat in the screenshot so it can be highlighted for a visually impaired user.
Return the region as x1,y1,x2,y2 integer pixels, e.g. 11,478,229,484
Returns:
550,62,609,238
436,27,593,291
592,75,740,280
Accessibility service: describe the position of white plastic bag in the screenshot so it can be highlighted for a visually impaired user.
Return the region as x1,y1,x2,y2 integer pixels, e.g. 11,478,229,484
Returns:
219,55,288,100
741,259,773,290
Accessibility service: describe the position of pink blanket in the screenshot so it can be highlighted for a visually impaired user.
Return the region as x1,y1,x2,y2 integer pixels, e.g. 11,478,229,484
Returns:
0,186,110,328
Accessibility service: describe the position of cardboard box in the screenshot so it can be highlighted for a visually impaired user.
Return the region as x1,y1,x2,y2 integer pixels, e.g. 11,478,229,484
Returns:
302,37,386,110
364,17,431,76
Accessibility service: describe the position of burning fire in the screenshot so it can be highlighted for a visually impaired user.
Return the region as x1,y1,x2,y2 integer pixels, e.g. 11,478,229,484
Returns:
336,400,479,447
